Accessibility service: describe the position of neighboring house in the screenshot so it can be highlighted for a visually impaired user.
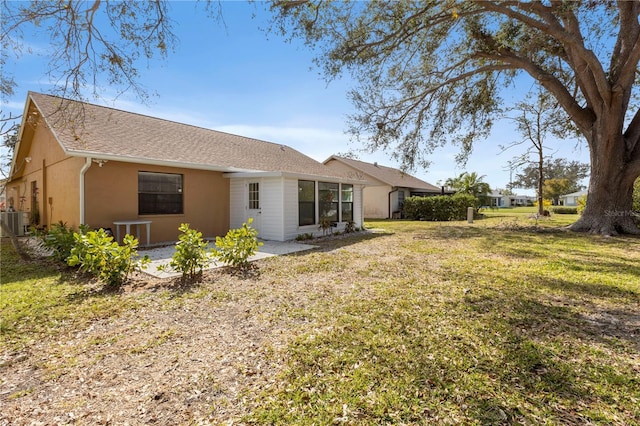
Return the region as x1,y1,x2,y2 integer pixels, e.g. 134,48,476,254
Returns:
6,92,364,244
559,190,587,206
323,155,441,219
488,190,535,208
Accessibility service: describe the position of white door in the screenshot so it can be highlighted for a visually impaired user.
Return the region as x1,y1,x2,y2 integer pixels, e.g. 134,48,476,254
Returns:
247,181,262,235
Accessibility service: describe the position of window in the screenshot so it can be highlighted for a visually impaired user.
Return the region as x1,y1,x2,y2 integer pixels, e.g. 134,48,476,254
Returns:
341,184,353,222
398,190,405,206
298,180,315,226
249,182,260,209
319,182,339,222
138,172,183,215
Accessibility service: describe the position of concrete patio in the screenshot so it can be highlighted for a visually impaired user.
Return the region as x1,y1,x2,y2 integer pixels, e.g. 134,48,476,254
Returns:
139,240,317,278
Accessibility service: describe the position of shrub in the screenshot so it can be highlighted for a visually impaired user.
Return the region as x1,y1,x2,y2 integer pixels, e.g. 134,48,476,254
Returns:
296,233,314,241
344,221,357,233
158,223,212,281
213,219,263,270
551,207,578,214
577,195,587,215
42,222,89,263
67,229,149,287
403,193,477,221
318,216,333,236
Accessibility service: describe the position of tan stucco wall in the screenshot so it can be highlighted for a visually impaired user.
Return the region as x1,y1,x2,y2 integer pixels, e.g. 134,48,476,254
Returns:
6,116,83,228
84,162,230,244
363,185,392,219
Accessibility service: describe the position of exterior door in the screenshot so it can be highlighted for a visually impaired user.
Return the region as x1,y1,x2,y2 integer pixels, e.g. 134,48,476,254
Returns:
247,181,262,235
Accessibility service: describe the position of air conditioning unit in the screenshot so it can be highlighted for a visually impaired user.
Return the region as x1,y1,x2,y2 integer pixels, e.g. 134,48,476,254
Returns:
0,212,27,237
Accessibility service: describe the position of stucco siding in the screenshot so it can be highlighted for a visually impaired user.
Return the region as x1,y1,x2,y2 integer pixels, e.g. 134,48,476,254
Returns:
364,185,392,219
324,159,386,185
84,162,229,244
6,119,83,228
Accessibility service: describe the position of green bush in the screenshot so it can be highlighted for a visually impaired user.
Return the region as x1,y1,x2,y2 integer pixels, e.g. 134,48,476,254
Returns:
296,233,314,241
318,216,333,236
344,221,357,233
158,223,212,281
551,207,578,214
213,219,263,270
577,195,587,215
42,222,88,263
403,193,477,221
67,229,149,287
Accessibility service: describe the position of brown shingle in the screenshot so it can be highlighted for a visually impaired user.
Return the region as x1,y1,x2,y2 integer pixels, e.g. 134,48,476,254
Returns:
30,92,345,178
324,156,440,192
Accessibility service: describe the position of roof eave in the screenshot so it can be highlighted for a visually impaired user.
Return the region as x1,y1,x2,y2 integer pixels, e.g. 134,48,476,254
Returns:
224,170,365,184
66,150,256,173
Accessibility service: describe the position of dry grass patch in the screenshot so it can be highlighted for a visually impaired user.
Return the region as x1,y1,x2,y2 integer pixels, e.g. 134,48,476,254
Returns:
1,214,639,425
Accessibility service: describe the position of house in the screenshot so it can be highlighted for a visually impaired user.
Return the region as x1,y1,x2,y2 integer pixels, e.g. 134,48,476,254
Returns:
5,92,364,244
323,155,441,219
559,189,587,206
488,190,535,208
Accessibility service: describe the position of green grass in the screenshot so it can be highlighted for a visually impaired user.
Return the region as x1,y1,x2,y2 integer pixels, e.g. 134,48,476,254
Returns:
2,208,639,424
247,211,640,425
0,240,138,350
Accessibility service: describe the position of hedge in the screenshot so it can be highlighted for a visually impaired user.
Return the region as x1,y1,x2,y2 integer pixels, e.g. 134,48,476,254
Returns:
551,207,578,214
403,193,477,221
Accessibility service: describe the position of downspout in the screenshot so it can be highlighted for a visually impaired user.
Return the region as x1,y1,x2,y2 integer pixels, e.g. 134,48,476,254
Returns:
79,157,92,225
388,187,398,219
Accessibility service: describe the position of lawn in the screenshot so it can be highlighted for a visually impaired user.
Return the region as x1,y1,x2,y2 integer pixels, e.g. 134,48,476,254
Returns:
1,209,639,425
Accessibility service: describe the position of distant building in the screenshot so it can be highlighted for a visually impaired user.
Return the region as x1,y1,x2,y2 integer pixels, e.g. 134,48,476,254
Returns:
488,190,535,207
559,190,588,206
323,156,442,219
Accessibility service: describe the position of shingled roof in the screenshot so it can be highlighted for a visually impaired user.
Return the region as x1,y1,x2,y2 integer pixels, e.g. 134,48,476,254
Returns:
28,92,345,178
324,156,441,192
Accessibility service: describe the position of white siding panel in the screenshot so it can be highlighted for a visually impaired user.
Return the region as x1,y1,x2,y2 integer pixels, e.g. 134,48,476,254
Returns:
353,184,364,226
259,177,284,240
283,178,301,240
229,178,245,230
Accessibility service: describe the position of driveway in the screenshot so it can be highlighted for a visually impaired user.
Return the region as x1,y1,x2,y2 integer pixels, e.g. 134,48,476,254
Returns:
140,240,317,278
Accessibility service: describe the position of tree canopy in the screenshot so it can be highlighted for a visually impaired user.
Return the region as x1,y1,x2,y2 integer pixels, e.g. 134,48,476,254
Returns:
511,158,589,193
445,172,491,197
269,0,640,234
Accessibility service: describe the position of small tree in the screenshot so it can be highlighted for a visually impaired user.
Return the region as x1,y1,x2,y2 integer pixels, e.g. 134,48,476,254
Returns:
158,223,213,282
213,219,263,271
67,230,149,287
445,172,491,208
503,89,568,216
543,178,573,206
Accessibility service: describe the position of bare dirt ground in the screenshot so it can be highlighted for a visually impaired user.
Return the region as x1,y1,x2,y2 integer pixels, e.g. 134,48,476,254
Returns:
0,236,377,425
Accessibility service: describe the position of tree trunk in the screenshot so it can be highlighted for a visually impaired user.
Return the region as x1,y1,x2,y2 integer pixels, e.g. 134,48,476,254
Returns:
0,218,32,261
569,128,640,235
537,150,544,216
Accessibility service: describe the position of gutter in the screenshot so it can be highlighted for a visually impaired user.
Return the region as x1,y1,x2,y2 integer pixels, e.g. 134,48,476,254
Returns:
388,187,399,219
79,157,92,224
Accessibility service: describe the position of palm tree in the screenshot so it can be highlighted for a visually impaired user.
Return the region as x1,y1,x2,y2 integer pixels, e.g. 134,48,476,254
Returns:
445,172,491,199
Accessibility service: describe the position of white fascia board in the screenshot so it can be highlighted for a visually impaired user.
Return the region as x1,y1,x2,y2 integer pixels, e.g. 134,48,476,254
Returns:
224,170,365,184
65,150,257,173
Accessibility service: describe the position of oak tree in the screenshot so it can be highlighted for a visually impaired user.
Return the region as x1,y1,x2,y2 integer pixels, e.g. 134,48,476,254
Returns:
270,0,640,234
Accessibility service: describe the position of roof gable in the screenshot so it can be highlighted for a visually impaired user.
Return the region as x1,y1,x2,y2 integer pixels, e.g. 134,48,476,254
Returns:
324,155,440,191
27,92,346,179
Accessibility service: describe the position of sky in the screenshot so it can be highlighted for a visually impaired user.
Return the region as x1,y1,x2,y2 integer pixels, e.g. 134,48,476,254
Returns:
2,1,591,195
